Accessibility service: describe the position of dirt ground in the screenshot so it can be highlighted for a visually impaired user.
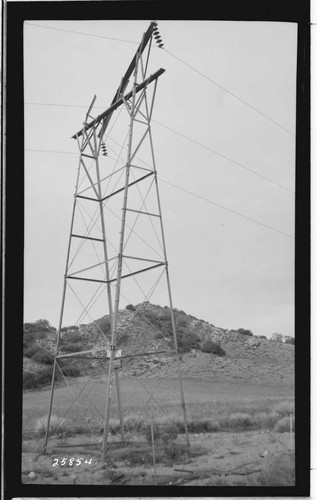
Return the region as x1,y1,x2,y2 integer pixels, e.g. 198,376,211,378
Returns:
21,429,294,486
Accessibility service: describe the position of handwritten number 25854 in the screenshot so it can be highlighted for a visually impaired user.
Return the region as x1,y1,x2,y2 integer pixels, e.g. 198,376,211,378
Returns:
52,458,93,466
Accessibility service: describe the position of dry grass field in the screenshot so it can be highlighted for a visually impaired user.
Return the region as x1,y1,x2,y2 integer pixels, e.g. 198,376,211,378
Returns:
22,376,295,486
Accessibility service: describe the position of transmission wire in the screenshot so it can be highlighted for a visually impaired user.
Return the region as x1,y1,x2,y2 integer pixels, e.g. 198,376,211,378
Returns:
164,48,295,137
152,119,295,194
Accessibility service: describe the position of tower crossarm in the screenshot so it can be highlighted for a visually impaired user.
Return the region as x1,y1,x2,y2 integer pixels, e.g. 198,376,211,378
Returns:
98,21,158,139
71,68,165,139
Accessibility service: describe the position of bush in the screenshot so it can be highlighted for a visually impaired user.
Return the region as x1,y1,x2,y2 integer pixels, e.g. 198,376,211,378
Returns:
254,452,295,486
220,412,255,431
254,411,280,429
123,416,146,434
24,319,56,334
60,331,85,352
60,341,83,352
201,340,225,356
23,344,40,358
94,317,111,336
177,332,200,353
59,361,81,377
271,332,283,342
23,331,37,343
272,400,294,417
164,443,184,460
284,336,295,345
144,423,177,443
60,325,79,332
237,328,253,336
177,318,188,328
23,372,39,389
35,414,69,436
274,415,295,433
31,349,54,365
117,332,129,346
23,366,54,389
23,360,81,389
126,304,136,311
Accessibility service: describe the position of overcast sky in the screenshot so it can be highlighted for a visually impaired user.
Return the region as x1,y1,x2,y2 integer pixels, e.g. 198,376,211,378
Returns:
24,20,297,337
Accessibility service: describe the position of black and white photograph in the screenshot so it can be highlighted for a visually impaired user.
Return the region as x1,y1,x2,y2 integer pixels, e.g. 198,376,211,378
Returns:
3,1,310,496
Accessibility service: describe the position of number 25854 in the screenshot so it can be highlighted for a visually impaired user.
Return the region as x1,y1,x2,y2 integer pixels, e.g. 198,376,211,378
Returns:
52,457,93,467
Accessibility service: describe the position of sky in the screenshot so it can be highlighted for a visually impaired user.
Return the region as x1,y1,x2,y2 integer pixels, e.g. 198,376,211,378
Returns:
24,20,297,337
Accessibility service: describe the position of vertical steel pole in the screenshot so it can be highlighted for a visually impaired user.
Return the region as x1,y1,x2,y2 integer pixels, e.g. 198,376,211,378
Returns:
91,125,126,448
44,148,82,450
143,89,190,447
114,366,125,440
102,41,143,455
151,423,157,485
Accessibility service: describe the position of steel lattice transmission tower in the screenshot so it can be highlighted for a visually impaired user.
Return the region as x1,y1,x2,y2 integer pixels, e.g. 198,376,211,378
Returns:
44,21,189,454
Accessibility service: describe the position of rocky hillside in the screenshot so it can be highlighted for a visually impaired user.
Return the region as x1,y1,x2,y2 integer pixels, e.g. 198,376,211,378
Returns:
23,302,294,386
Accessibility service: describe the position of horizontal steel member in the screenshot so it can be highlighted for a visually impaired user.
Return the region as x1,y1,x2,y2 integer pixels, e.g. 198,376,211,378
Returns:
75,172,155,203
66,262,165,284
72,68,165,139
71,234,104,242
123,255,165,264
56,349,170,360
101,171,154,202
56,348,107,359
125,208,161,218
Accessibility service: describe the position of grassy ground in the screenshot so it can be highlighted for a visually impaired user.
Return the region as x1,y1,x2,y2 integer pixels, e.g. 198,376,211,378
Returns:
22,377,295,486
23,376,294,431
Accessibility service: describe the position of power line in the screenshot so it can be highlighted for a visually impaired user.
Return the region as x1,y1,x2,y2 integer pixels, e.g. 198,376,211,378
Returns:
164,49,295,137
25,102,294,194
25,23,295,137
25,148,294,239
26,102,90,110
25,22,139,45
26,148,77,155
152,120,295,194
159,178,294,240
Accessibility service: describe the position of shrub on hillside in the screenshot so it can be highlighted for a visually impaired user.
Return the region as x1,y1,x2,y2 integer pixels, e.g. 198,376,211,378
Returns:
31,348,54,365
60,341,83,352
60,364,81,377
259,335,267,339
94,317,111,336
237,328,253,336
177,317,188,328
23,343,40,358
23,366,54,389
60,331,84,352
60,325,79,332
201,340,225,356
24,319,56,335
271,332,283,342
177,331,200,353
23,360,81,389
23,331,37,343
59,359,81,377
126,304,136,311
117,332,129,346
283,336,295,345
